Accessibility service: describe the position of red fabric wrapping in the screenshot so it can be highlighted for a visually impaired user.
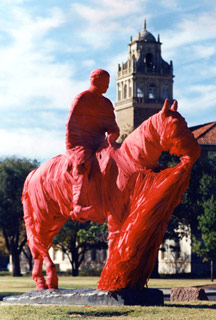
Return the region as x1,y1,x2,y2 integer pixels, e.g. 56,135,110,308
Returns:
98,159,192,291
22,99,200,290
65,90,119,151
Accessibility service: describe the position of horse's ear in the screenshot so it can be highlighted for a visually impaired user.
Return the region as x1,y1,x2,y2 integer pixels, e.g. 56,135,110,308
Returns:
171,100,178,111
161,99,170,114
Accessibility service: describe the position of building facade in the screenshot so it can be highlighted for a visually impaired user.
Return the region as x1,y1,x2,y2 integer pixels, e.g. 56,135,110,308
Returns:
115,20,174,136
191,121,216,159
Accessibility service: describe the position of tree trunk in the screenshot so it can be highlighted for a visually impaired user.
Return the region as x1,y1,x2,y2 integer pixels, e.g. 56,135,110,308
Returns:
71,258,79,276
11,252,22,277
28,256,33,272
72,268,79,276
211,259,214,282
70,253,80,277
22,246,33,271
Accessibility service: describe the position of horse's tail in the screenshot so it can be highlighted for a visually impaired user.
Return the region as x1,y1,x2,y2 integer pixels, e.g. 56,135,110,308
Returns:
22,170,48,259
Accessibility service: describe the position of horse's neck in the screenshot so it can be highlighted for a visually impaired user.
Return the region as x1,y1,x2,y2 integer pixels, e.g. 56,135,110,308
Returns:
119,114,163,172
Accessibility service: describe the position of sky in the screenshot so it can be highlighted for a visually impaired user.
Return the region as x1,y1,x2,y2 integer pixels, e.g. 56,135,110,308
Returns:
0,0,216,163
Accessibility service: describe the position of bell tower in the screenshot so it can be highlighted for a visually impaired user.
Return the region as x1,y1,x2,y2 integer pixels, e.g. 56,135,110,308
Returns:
115,20,174,136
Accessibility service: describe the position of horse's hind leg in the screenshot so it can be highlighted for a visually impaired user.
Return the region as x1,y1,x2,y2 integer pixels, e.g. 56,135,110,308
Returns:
44,254,58,289
32,256,48,290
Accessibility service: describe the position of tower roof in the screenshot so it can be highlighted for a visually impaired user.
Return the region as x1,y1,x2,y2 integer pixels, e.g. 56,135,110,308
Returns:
133,20,156,42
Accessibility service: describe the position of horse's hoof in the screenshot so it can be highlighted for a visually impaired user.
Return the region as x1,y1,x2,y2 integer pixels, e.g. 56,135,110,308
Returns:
36,283,48,290
47,283,58,289
46,277,58,290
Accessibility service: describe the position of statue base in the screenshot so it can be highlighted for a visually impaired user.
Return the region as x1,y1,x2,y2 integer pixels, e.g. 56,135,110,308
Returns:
3,288,164,306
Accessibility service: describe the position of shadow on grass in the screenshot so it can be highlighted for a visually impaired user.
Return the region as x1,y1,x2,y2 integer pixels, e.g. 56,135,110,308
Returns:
0,292,23,301
167,303,216,310
67,311,131,318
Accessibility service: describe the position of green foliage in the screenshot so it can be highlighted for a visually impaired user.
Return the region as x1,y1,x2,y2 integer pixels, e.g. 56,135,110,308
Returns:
192,195,216,281
0,157,39,275
192,196,216,261
0,231,8,255
158,151,180,168
53,220,108,276
164,157,216,242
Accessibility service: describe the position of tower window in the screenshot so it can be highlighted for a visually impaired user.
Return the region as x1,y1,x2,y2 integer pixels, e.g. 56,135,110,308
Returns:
162,87,169,99
148,83,156,99
123,84,127,99
137,87,144,98
117,84,122,101
145,53,153,67
128,80,132,97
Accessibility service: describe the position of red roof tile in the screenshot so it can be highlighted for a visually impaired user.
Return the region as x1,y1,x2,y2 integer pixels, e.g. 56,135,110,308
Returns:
191,122,216,144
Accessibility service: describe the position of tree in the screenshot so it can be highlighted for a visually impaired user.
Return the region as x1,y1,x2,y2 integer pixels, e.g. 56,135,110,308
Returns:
192,196,216,282
0,157,39,276
156,155,216,275
22,244,33,272
53,220,108,276
0,232,8,256
163,157,216,242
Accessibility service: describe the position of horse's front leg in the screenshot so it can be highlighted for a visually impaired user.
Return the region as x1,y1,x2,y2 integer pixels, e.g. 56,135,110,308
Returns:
43,254,58,289
32,256,48,290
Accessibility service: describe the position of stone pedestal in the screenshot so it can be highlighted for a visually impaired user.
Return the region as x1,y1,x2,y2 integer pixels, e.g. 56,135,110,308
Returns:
3,288,164,306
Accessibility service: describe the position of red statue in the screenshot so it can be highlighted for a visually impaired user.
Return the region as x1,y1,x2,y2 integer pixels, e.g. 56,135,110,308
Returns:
22,69,200,291
65,69,119,219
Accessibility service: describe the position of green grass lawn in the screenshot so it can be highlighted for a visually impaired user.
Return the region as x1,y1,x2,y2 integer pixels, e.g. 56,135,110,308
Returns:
0,276,216,320
1,303,216,320
0,275,214,295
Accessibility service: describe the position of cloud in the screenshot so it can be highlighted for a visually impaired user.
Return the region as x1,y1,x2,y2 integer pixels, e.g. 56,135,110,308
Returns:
156,6,216,126
160,0,179,10
174,82,216,125
82,59,96,68
1,0,216,161
70,0,148,49
187,84,216,105
186,45,216,62
0,5,90,113
106,51,128,76
0,128,65,162
72,0,144,24
3,0,25,4
0,3,91,160
162,10,216,58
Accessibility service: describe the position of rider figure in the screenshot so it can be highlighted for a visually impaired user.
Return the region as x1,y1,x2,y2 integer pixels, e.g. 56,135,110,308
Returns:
65,69,120,219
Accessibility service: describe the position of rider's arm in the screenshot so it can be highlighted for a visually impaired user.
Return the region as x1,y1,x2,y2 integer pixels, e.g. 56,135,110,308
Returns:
104,99,120,145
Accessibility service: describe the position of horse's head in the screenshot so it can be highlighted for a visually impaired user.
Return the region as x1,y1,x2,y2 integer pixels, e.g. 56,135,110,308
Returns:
157,99,200,163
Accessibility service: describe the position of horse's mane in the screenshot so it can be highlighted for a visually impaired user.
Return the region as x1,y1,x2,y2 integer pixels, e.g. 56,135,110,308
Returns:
117,111,164,173
120,108,189,168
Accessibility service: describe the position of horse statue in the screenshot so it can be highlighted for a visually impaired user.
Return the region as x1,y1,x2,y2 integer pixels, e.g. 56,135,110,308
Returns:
22,99,200,291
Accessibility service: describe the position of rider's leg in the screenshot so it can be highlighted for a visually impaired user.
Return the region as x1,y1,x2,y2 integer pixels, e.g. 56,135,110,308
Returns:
72,170,84,214
71,163,94,218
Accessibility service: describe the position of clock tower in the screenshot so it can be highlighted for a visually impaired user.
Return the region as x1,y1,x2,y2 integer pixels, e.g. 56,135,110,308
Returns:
115,20,174,136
